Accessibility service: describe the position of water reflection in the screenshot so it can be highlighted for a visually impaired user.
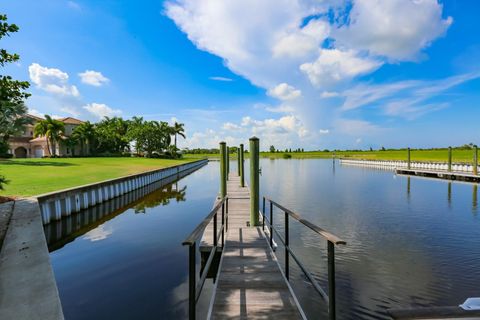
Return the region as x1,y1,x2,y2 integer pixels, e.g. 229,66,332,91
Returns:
45,165,198,252
259,159,480,320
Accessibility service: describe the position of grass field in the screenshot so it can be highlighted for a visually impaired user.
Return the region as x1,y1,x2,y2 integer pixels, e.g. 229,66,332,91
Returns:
185,148,478,162
0,157,194,197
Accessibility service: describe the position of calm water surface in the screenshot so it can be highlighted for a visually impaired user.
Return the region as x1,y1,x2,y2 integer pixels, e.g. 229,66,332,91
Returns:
47,159,480,319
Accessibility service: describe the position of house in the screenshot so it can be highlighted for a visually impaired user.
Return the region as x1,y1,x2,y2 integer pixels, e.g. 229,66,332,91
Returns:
8,114,84,158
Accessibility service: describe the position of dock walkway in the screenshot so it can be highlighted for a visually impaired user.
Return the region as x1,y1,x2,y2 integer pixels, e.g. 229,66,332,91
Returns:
206,173,304,319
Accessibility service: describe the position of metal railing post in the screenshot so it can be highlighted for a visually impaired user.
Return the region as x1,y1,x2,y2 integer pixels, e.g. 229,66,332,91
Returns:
328,241,336,320
188,244,196,320
269,201,273,247
213,211,217,247
221,202,225,247
285,210,289,281
226,198,229,232
262,197,266,231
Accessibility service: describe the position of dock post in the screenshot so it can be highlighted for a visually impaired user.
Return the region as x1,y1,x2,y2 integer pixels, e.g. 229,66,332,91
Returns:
474,145,478,175
448,146,452,172
226,146,229,180
250,137,260,226
240,144,245,187
328,241,336,320
407,148,411,169
237,149,241,176
220,142,227,198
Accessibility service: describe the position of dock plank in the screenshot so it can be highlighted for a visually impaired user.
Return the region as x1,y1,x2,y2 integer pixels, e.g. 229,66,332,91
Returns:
208,173,304,319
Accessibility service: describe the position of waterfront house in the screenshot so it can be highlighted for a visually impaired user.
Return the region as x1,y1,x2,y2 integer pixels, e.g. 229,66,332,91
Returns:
8,114,84,158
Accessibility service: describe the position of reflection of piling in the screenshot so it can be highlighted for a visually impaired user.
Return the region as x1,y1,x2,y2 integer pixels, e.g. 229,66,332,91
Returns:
474,146,478,175
407,177,411,198
249,137,260,226
220,142,227,197
448,182,452,206
448,147,452,172
473,184,478,214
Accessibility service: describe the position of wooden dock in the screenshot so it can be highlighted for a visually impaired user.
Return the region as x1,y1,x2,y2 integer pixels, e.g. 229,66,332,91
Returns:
204,173,305,319
396,168,480,183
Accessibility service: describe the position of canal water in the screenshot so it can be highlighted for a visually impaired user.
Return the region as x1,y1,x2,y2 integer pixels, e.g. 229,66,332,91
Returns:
46,159,480,319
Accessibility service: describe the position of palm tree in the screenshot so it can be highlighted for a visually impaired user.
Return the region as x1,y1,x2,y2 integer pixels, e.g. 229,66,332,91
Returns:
73,121,95,156
33,115,65,156
172,122,186,149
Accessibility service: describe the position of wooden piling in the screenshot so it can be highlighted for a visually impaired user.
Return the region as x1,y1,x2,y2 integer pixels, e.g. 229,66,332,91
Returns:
448,147,452,172
240,144,245,187
474,145,478,175
226,146,229,180
249,137,260,226
407,148,411,169
220,142,227,197
237,149,241,176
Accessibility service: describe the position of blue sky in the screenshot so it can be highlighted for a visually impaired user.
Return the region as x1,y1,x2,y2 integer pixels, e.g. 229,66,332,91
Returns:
2,0,480,150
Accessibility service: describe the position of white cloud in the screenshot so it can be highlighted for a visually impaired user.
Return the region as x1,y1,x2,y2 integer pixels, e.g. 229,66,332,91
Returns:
83,103,122,119
209,76,233,82
319,129,330,134
342,72,480,118
79,70,110,86
267,83,301,100
28,108,45,118
335,0,452,61
321,91,340,98
265,104,295,113
28,63,79,97
272,18,330,58
222,122,241,130
300,49,382,87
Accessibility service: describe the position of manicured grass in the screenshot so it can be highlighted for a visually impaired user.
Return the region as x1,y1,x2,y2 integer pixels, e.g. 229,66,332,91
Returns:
0,157,194,197
184,149,478,163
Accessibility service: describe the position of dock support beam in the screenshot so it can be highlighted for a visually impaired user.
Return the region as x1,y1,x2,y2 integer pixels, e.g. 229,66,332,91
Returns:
474,145,478,175
240,144,245,187
407,148,411,169
220,142,227,198
448,146,452,172
250,137,260,226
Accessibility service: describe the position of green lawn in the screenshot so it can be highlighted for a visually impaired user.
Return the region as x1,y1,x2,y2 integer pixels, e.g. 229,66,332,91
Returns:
185,149,477,163
0,157,195,197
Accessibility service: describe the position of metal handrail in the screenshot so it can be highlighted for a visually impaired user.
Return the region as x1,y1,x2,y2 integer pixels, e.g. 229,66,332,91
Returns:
262,196,346,320
264,197,346,245
182,196,229,320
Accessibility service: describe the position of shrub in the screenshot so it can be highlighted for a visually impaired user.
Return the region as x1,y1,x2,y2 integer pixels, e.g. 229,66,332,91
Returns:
283,153,292,159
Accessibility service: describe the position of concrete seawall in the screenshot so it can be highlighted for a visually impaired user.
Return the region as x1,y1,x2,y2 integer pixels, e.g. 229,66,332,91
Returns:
45,163,203,250
37,159,208,225
0,198,64,320
340,159,479,173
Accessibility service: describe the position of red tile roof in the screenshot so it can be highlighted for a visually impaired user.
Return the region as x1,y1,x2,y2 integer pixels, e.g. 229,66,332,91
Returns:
60,117,84,125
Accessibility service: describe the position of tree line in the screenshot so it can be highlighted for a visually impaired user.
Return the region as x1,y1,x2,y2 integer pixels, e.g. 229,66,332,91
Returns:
33,115,186,158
